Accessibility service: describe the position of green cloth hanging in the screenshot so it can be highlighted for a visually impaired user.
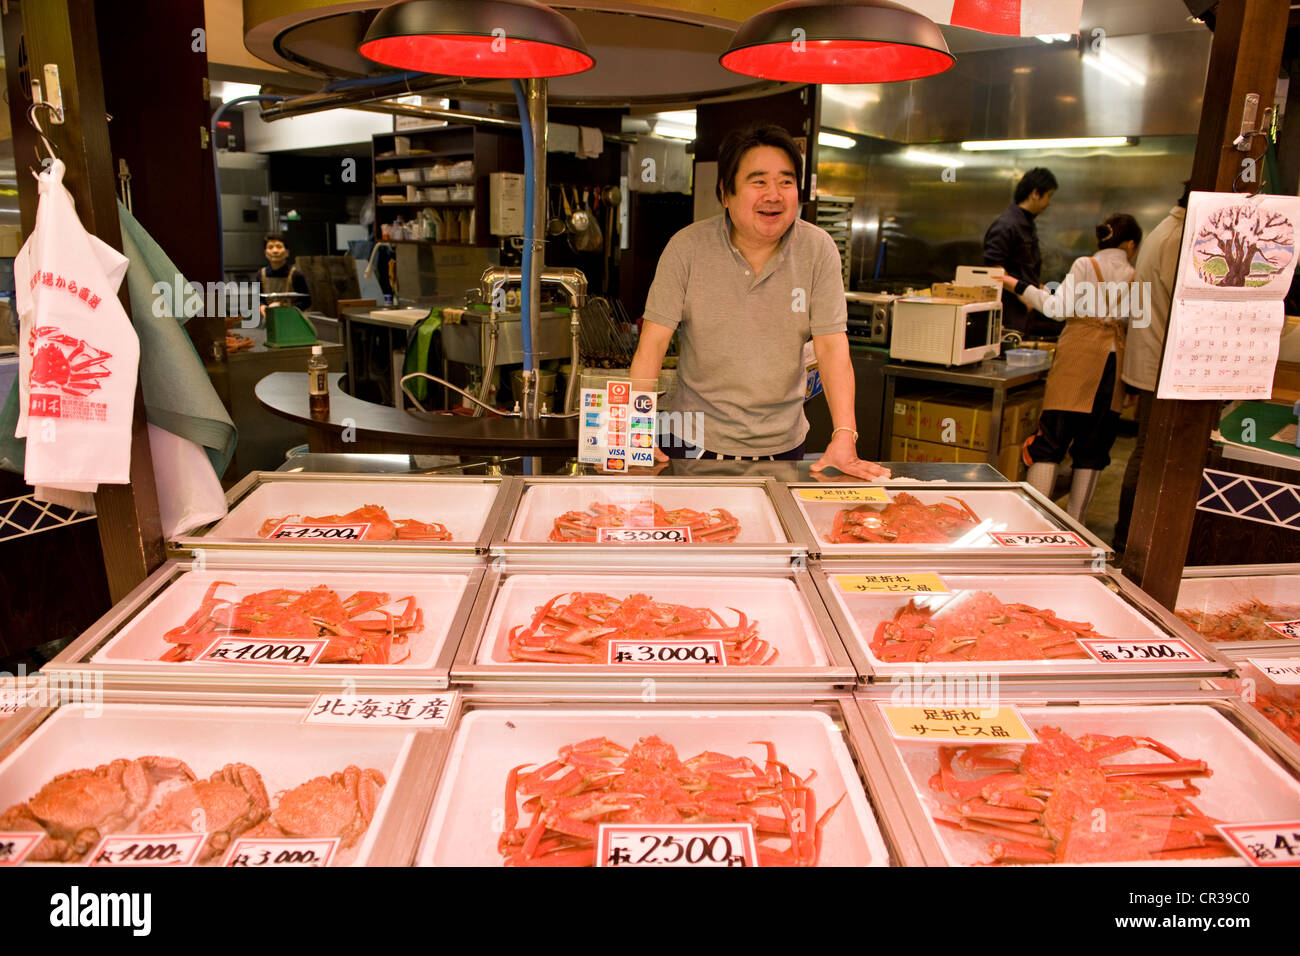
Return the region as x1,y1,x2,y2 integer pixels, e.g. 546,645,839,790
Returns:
402,308,443,404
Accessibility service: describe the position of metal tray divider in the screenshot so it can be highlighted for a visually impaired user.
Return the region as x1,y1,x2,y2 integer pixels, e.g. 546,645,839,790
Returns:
367,708,461,866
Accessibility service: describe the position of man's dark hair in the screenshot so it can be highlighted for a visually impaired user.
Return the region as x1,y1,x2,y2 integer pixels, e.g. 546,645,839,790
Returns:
264,233,287,246
1013,167,1058,204
716,124,803,202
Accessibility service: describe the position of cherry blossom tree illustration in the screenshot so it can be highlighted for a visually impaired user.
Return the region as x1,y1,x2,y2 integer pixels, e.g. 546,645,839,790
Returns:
1193,204,1294,287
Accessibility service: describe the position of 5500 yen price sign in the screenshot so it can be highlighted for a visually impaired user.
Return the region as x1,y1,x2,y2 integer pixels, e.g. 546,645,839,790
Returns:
596,527,692,543
1078,638,1207,664
597,824,757,867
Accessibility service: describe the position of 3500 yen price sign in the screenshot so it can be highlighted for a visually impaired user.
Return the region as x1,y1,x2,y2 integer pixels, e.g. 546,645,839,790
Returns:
607,640,727,665
1078,638,1207,664
596,527,693,544
597,824,757,867
266,522,371,540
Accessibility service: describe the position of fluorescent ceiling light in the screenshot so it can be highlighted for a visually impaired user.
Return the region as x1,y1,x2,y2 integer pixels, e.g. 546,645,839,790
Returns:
1035,33,1072,43
818,131,857,150
900,150,963,168
961,137,1131,151
215,81,263,101
652,122,696,142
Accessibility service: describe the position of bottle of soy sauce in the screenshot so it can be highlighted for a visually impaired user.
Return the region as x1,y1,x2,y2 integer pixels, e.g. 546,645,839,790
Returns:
308,345,329,416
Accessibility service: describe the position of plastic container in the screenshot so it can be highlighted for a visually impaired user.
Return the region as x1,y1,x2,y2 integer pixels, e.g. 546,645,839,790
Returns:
1176,570,1300,649
1004,347,1049,366
417,707,891,867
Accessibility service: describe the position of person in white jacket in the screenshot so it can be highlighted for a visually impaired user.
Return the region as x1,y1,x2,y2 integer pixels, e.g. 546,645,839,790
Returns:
1002,214,1143,521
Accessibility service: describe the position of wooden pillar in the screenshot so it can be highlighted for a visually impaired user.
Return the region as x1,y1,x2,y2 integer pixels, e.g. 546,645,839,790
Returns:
1121,0,1289,607
13,0,165,600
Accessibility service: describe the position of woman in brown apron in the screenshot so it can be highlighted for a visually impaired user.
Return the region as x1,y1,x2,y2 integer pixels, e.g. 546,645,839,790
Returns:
1002,214,1143,521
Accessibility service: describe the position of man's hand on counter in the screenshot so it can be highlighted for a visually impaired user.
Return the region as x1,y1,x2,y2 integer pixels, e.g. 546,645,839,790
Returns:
810,431,891,480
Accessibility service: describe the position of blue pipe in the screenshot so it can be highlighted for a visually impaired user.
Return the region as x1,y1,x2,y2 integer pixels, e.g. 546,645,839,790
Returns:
510,80,536,378
210,95,285,279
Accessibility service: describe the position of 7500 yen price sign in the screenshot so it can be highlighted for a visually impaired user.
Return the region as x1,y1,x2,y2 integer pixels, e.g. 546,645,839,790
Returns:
596,824,757,867
990,531,1087,547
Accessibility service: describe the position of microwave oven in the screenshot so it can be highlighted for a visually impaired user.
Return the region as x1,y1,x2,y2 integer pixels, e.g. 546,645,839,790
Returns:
888,297,1003,366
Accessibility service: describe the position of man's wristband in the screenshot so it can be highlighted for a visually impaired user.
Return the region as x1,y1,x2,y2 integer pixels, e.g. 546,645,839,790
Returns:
832,426,858,442
1014,279,1030,296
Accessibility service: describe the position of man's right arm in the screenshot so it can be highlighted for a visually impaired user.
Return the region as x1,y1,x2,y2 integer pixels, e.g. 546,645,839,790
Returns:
630,321,674,383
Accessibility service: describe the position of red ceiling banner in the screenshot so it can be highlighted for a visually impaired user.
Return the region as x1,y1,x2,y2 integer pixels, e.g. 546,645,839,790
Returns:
899,0,1084,37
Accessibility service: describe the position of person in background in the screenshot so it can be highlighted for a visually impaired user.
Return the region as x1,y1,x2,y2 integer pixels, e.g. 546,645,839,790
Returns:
984,167,1058,338
259,233,311,317
1113,183,1190,555
1004,213,1143,522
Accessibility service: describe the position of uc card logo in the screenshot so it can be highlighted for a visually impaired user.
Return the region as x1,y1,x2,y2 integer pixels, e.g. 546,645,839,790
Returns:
633,394,654,414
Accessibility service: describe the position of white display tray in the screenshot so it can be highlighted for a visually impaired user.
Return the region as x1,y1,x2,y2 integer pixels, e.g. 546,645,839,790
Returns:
825,572,1217,678
0,703,415,866
508,482,788,545
892,704,1300,866
201,477,499,545
1176,572,1300,650
417,708,890,867
89,569,471,671
475,573,828,667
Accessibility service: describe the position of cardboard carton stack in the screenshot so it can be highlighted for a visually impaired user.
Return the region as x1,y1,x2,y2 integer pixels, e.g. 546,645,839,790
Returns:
891,387,1044,480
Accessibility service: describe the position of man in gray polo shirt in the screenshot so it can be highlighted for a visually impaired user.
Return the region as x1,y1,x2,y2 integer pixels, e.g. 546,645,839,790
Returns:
629,125,888,479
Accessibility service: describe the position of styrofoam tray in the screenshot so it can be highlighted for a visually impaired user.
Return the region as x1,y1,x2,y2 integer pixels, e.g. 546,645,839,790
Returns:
509,483,788,544
0,703,415,866
1211,663,1300,751
892,704,1300,866
475,574,828,666
1176,574,1300,646
793,487,1073,554
417,708,890,866
89,569,471,669
204,479,498,543
829,573,1186,676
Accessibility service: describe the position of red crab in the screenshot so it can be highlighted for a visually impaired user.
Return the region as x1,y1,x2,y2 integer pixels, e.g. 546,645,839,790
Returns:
28,327,113,397
829,493,980,544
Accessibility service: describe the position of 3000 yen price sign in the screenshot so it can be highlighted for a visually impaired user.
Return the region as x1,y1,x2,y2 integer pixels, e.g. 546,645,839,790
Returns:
596,527,692,544
597,824,757,867
990,531,1088,548
223,837,340,868
265,522,371,541
1217,821,1300,867
196,638,330,667
607,640,727,665
1078,638,1207,664
89,833,204,867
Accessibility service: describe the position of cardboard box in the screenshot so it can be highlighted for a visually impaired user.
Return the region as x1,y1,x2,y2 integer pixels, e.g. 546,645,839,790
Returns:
929,282,1001,304
892,387,1043,453
889,436,1022,481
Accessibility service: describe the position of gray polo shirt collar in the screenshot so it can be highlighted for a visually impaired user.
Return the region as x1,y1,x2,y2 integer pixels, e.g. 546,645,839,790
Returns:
720,211,797,284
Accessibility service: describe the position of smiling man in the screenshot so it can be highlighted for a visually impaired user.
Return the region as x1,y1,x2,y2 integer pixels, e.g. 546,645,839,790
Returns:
629,125,888,479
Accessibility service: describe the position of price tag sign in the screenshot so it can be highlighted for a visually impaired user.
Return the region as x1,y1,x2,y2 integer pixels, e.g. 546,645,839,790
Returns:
836,573,948,594
223,837,340,868
304,691,458,728
1246,658,1300,685
0,832,43,866
877,703,1037,744
265,522,371,541
1078,638,1208,664
0,683,40,717
88,833,204,867
196,638,330,667
1217,821,1300,867
596,526,692,544
797,487,889,503
991,531,1088,548
1265,620,1300,640
596,824,756,867
607,640,727,665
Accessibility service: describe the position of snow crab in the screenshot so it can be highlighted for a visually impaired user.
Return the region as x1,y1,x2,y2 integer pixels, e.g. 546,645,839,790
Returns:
258,504,453,541
242,766,385,849
929,727,1232,864
0,756,196,862
548,500,741,543
159,581,424,664
870,591,1095,662
507,591,774,665
136,762,270,862
498,735,843,867
1254,692,1300,747
829,493,980,544
1176,599,1300,643
28,327,113,397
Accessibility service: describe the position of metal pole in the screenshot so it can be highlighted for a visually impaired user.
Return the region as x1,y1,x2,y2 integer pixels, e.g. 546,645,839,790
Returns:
526,78,548,421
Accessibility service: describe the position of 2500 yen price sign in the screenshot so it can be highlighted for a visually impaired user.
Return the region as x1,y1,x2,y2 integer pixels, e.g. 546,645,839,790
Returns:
89,833,204,867
1078,638,1207,664
596,824,757,867
266,522,371,540
596,527,692,543
196,638,330,667
607,640,727,665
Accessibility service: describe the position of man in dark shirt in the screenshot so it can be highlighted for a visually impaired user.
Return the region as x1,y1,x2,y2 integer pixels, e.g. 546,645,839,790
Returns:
984,167,1057,338
259,233,311,317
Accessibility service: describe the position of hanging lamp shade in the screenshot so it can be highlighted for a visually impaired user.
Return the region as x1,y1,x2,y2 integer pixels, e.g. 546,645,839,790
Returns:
721,0,954,84
358,0,594,78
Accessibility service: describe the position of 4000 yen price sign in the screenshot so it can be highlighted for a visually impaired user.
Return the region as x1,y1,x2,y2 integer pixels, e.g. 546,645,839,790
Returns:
88,833,205,867
1077,638,1208,664
223,837,340,868
596,526,693,543
196,637,330,667
597,823,757,867
607,640,727,665
265,522,372,540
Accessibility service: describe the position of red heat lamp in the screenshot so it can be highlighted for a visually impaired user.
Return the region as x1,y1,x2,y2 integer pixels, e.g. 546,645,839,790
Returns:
358,0,594,79
721,0,954,84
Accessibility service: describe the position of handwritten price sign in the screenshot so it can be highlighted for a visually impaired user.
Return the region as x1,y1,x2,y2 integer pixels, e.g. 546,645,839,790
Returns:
1265,620,1300,640
607,640,726,665
991,531,1088,548
0,832,43,866
196,638,330,667
1218,821,1300,867
597,824,756,867
797,487,889,503
265,522,370,541
88,833,204,867
596,527,693,544
1078,638,1207,664
224,837,340,868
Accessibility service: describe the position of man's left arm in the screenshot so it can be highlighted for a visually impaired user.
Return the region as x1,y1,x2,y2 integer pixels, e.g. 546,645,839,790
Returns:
810,332,889,479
